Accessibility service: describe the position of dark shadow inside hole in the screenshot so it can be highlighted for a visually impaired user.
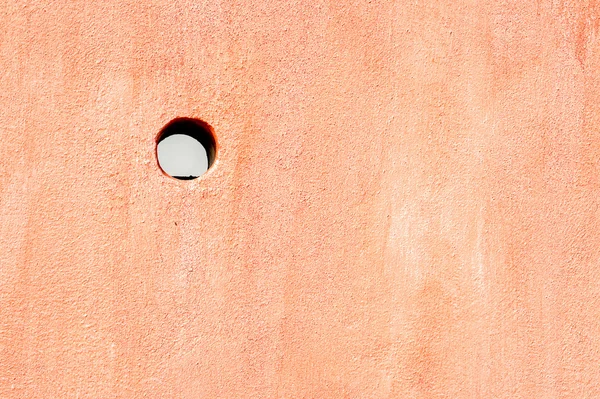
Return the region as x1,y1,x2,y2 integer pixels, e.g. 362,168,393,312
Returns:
156,118,217,179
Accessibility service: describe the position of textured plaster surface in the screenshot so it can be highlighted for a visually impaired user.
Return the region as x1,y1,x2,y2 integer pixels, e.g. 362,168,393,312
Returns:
1,0,600,398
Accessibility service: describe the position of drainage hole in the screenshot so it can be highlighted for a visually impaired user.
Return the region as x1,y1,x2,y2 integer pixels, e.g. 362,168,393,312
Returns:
156,118,217,180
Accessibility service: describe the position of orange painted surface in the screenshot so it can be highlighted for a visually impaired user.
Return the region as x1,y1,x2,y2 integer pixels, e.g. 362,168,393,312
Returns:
2,1,600,397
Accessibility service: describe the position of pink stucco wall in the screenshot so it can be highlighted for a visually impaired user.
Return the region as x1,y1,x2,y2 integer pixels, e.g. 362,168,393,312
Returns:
1,1,600,397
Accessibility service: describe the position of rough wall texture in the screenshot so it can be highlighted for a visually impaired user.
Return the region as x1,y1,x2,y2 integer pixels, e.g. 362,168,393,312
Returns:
1,0,600,398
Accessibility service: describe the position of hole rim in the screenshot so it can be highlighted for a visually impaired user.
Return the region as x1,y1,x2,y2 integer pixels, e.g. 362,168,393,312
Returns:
155,117,219,181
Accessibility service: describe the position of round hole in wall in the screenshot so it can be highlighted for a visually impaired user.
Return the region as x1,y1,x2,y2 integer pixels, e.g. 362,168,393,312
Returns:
156,118,217,180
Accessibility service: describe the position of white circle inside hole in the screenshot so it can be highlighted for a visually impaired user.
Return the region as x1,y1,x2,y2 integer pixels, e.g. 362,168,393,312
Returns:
157,134,209,179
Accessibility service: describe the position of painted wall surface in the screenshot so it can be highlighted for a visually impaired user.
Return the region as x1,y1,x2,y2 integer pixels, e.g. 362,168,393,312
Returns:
1,1,600,398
